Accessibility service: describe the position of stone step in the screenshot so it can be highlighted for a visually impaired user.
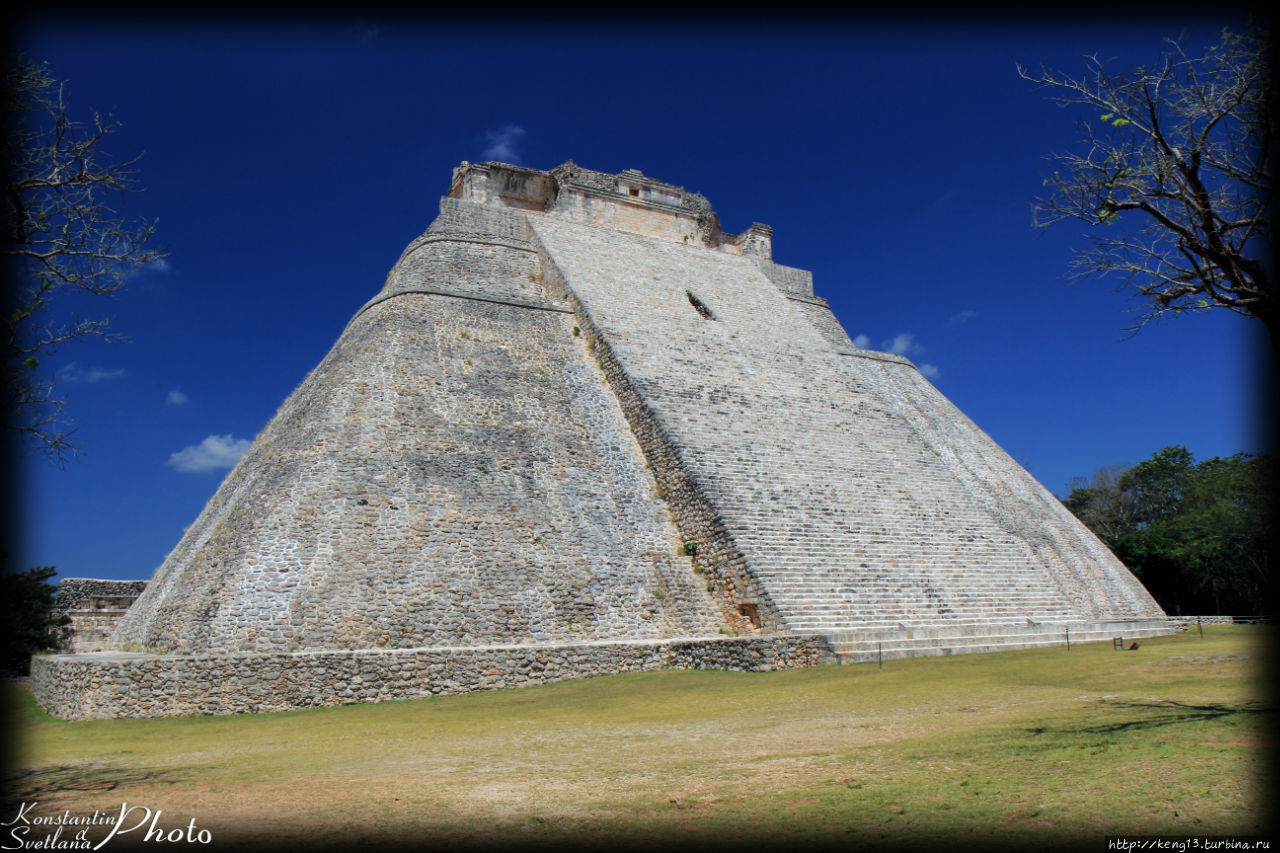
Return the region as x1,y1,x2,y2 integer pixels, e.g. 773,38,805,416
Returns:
782,611,1076,619
771,598,1071,608
782,614,1079,631
818,622,1088,642
764,591,1065,600
804,617,1171,635
827,626,1170,652
813,619,1178,661
763,592,1069,603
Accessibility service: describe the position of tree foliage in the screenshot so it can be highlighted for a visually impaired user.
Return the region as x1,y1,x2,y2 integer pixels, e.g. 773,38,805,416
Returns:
1018,27,1276,357
2,55,165,464
1063,446,1273,615
0,566,70,676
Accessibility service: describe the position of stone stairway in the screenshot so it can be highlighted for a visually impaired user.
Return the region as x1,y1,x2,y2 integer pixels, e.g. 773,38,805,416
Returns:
809,617,1178,662
528,203,1168,664
754,569,1082,635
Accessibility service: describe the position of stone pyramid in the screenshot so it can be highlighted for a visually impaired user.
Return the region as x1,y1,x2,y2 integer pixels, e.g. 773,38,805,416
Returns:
32,162,1171,719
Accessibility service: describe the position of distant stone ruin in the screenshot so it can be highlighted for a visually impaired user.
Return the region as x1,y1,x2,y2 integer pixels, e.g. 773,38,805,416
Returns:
30,161,1173,719
52,579,147,653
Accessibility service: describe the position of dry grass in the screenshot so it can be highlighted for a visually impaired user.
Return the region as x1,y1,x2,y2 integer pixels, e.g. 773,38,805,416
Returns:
3,626,1274,850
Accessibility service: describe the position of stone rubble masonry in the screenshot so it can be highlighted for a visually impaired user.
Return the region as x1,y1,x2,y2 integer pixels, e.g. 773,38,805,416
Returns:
1168,615,1243,626
30,636,833,720
52,579,148,653
31,160,1171,719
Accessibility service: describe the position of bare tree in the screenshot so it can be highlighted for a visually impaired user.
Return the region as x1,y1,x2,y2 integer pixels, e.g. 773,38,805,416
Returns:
1018,27,1275,358
3,55,166,464
1062,462,1136,545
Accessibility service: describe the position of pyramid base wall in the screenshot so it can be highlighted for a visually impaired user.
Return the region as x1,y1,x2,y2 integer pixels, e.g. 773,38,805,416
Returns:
29,636,834,720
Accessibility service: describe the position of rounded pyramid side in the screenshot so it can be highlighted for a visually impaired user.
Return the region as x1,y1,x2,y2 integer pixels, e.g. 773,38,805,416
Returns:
111,201,721,655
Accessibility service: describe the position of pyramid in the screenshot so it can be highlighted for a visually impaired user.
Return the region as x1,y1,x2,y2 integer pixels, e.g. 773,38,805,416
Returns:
31,162,1172,719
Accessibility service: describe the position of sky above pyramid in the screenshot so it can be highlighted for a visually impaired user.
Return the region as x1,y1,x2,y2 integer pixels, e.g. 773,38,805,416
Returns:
12,15,1268,582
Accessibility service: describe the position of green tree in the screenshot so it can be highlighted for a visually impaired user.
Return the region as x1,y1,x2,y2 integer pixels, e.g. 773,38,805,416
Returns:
1160,453,1273,613
1063,446,1273,615
0,566,70,676
1121,445,1194,526
1019,27,1277,358
3,54,166,464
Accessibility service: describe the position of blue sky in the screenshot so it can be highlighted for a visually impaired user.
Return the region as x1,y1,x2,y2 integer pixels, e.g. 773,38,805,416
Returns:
12,17,1269,583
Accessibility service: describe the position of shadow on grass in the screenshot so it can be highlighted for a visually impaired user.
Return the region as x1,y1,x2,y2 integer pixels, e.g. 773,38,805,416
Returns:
1027,699,1274,736
4,764,196,798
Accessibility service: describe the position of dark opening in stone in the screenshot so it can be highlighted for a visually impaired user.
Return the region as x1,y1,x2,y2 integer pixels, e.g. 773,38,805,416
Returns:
687,291,715,321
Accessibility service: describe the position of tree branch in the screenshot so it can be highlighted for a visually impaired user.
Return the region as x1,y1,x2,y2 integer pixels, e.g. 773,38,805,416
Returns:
2,53,167,464
1021,25,1276,354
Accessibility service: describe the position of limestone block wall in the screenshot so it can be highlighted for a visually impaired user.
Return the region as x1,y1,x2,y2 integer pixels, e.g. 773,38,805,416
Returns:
539,247,782,635
1167,616,1240,626
753,259,814,297
529,215,1164,634
59,613,124,654
551,192,700,244
384,198,546,303
53,579,147,653
53,578,148,610
786,294,856,349
857,357,1161,619
111,200,722,655
31,635,833,720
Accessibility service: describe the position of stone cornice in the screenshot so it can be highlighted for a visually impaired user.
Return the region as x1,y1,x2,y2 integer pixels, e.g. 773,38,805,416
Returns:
352,286,573,323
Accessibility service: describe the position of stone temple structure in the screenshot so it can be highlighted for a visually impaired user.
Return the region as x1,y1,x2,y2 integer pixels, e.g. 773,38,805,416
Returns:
31,161,1173,719
51,579,147,653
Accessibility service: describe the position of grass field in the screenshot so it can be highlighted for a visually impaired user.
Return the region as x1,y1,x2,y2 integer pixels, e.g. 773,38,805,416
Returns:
3,626,1274,851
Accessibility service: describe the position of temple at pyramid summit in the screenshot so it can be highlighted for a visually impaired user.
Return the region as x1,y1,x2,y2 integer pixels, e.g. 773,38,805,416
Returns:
32,161,1175,719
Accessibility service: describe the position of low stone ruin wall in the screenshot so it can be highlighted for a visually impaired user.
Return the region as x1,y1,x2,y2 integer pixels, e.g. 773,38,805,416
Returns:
53,579,148,653
1166,615,1251,629
30,635,833,720
53,578,149,607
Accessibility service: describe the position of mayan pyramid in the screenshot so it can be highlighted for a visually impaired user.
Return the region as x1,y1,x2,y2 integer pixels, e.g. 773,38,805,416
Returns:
33,162,1172,719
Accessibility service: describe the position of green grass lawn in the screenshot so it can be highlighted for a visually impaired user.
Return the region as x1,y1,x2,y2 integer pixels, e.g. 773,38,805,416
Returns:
3,626,1274,851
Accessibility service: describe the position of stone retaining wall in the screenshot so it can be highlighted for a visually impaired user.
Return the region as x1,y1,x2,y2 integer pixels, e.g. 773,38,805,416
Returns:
1167,615,1243,627
30,635,832,720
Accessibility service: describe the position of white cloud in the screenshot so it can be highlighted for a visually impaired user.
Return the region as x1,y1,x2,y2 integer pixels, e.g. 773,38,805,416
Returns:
947,309,977,327
168,434,252,473
166,389,188,406
864,332,942,379
59,362,125,383
857,332,942,378
482,125,527,163
884,333,915,355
